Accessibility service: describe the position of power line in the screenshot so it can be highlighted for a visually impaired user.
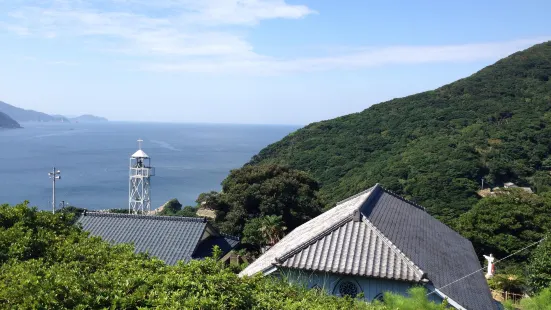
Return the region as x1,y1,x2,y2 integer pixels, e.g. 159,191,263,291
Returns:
426,237,547,297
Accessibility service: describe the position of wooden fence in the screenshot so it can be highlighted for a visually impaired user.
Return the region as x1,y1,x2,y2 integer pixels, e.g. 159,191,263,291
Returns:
491,289,526,304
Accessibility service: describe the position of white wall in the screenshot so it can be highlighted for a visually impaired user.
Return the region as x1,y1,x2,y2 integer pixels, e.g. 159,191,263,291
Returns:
277,268,444,304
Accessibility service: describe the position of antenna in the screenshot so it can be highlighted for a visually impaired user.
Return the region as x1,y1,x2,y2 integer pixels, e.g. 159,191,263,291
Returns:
48,167,61,214
137,139,143,150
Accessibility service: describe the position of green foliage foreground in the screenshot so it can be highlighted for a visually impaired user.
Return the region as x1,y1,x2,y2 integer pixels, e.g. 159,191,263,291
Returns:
0,202,449,309
503,288,551,310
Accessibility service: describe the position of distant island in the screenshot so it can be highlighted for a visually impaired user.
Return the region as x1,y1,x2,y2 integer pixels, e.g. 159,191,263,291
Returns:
0,101,107,123
0,101,69,123
0,111,21,129
69,114,108,123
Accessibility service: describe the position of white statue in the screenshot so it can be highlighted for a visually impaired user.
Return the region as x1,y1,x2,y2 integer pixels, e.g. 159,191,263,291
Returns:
483,254,495,279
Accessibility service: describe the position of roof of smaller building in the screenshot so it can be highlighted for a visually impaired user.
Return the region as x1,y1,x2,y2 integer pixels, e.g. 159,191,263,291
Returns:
77,212,239,265
194,234,240,259
131,149,149,158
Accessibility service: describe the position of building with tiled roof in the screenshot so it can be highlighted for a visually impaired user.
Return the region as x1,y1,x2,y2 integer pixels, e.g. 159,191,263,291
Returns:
240,184,497,310
77,212,239,265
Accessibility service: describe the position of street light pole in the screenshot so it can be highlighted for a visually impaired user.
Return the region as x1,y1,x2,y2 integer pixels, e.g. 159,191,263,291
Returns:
48,167,61,214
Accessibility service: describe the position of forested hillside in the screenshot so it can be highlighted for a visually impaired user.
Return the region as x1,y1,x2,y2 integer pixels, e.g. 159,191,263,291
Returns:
250,41,551,221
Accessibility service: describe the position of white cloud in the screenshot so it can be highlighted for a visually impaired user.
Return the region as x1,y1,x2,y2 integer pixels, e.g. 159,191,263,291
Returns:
145,38,551,75
1,0,313,58
178,0,316,26
47,60,78,66
3,24,30,36
1,1,548,76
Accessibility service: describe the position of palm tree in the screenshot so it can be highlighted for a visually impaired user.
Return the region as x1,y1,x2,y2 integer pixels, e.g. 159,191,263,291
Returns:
260,215,287,246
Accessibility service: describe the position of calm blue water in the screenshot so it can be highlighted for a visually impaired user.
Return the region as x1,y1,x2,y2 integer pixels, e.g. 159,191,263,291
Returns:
0,122,296,210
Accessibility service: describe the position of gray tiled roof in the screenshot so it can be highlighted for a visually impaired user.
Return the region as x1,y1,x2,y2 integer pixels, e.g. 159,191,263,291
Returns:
77,212,238,265
277,219,425,281
193,234,241,259
240,187,374,277
362,186,495,310
240,184,496,310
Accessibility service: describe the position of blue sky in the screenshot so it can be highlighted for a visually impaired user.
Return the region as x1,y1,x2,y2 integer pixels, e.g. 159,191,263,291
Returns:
0,0,550,125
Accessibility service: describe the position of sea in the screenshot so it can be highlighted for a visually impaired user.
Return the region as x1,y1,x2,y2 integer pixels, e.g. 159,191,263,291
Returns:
0,122,297,211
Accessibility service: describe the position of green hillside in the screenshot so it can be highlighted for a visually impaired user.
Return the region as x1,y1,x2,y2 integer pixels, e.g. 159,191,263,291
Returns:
249,41,551,222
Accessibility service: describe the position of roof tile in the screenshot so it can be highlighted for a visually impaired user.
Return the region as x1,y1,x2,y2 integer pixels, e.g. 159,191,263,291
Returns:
77,212,238,265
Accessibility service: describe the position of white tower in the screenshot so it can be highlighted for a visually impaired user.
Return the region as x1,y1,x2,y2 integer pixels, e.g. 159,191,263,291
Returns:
129,139,155,214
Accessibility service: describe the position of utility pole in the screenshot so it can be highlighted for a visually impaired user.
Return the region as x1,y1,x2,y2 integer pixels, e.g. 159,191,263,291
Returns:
49,167,61,214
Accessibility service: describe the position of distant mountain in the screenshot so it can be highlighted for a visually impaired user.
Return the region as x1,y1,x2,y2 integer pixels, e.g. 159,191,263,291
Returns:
0,101,69,123
0,111,21,129
69,114,108,122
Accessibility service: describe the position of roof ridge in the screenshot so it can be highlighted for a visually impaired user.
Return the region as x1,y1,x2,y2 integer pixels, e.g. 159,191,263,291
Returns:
334,184,378,205
362,217,425,279
82,211,208,223
220,232,240,241
275,186,378,264
378,185,426,212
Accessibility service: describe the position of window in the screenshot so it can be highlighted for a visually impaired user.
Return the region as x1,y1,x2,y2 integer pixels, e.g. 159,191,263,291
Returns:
338,281,359,298
373,293,384,302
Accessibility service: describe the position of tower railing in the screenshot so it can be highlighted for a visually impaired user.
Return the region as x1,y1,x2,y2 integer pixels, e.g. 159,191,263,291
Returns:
130,167,155,177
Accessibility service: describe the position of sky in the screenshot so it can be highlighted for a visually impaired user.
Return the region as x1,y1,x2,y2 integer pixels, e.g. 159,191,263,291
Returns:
0,0,550,125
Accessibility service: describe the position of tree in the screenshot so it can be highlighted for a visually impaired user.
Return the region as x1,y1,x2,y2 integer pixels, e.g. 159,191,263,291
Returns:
259,215,287,246
242,215,287,248
159,198,183,215
60,205,88,215
196,191,220,208
527,236,551,293
488,272,527,295
532,171,551,194
456,189,551,261
205,164,323,236
179,206,198,217
242,217,265,248
506,288,551,310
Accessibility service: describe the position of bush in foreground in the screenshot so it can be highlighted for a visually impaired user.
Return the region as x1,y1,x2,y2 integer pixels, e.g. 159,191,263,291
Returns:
0,202,450,309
